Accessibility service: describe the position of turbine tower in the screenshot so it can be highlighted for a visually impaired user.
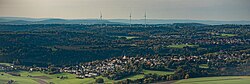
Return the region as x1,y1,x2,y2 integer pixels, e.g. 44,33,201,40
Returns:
144,11,147,28
100,11,103,27
129,13,132,27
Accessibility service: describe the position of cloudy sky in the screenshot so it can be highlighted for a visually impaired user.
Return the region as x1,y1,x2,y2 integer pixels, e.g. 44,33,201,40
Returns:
0,0,250,21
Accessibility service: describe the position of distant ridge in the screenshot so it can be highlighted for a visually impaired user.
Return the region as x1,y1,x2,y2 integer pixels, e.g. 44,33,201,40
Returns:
0,17,47,22
0,17,250,25
108,19,250,25
2,20,32,24
172,23,207,26
0,18,119,25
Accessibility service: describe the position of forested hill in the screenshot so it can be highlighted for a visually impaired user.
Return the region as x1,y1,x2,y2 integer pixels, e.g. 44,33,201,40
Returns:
0,18,119,25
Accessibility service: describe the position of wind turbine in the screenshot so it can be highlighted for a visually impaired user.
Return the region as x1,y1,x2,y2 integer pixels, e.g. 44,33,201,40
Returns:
100,11,103,27
129,12,132,27
144,11,147,28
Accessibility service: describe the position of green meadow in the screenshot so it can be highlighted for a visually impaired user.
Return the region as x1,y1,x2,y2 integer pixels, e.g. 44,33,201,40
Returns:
0,70,174,84
116,36,139,40
213,34,237,38
143,70,174,75
1,70,249,84
167,44,198,48
199,64,209,69
0,63,12,66
221,34,237,37
175,76,250,84
0,71,103,84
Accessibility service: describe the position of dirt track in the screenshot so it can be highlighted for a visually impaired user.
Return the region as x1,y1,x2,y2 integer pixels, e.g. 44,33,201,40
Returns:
155,80,176,84
33,76,51,79
33,79,48,84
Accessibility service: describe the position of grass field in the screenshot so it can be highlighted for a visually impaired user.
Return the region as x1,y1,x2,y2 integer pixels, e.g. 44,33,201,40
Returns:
0,63,12,66
213,34,237,38
116,36,139,40
221,34,237,37
143,70,174,75
167,44,198,48
199,64,209,69
0,72,38,84
175,76,250,84
2,71,249,84
0,71,91,84
120,74,144,81
0,70,175,84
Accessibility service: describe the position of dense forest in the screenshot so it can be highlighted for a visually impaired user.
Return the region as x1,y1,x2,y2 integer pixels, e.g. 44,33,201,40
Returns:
0,24,250,67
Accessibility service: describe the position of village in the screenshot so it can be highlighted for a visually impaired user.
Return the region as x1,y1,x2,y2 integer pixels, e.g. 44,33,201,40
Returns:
1,51,249,81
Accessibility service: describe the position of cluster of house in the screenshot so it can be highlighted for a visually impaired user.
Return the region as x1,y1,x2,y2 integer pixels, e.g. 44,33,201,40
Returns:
206,53,250,60
0,64,14,71
58,53,250,79
61,56,139,78
149,31,250,46
195,38,249,45
2,52,249,79
58,55,214,78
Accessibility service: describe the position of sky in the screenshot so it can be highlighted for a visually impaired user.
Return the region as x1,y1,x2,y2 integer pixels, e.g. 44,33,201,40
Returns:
0,0,250,21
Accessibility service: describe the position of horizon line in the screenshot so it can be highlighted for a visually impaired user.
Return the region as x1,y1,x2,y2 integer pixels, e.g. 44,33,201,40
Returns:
1,16,250,22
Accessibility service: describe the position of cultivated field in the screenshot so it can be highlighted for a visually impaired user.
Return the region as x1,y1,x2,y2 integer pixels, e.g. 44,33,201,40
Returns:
2,71,249,84
0,70,174,84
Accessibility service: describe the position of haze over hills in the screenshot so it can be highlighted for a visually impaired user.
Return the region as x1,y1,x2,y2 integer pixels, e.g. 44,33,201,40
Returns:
0,17,250,25
0,17,117,25
109,19,250,25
